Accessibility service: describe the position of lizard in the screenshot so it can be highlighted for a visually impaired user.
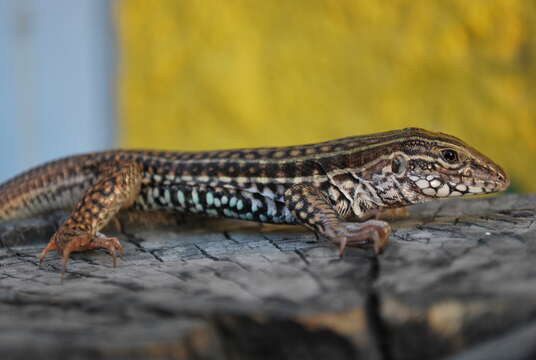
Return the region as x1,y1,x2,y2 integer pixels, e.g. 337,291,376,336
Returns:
0,128,509,274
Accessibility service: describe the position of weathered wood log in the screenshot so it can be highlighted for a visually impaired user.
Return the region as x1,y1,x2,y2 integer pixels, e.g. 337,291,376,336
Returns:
1,194,535,359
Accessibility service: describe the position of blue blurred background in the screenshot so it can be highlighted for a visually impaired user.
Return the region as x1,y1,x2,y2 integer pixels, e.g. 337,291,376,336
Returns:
0,0,115,182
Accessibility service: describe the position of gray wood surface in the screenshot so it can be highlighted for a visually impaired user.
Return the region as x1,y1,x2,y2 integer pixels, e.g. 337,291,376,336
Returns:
1,194,535,359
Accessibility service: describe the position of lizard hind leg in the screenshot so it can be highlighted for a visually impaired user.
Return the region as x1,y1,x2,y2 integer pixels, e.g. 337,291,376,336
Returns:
39,161,142,275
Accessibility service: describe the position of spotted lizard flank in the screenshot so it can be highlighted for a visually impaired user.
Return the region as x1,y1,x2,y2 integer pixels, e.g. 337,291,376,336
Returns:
0,128,509,274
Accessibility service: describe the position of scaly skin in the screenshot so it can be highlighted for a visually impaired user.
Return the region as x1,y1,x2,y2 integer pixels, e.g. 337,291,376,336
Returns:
0,128,510,274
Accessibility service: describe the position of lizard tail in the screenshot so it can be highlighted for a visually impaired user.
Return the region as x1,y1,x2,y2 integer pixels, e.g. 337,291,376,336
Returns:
0,154,105,221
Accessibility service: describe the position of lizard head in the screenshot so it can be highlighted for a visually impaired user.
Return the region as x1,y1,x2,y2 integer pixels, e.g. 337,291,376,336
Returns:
392,128,510,201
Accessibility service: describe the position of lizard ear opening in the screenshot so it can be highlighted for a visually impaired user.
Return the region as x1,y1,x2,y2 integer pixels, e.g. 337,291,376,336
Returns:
391,155,407,176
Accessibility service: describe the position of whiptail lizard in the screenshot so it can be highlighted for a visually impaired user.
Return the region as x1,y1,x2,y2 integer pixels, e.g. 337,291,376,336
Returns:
0,128,509,274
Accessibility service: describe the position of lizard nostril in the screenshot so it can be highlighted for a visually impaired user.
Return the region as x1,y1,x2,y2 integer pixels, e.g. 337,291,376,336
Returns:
493,164,510,191
501,171,510,188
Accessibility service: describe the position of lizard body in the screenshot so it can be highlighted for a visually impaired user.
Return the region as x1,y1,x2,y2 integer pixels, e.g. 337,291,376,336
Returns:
0,128,509,272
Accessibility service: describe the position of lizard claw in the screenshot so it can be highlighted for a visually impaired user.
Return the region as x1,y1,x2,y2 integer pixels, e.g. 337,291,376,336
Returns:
38,238,58,266
39,230,125,279
331,220,391,256
92,236,124,268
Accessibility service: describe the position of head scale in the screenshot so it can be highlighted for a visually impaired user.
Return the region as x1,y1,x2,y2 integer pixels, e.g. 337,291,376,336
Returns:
323,128,509,218
384,128,509,204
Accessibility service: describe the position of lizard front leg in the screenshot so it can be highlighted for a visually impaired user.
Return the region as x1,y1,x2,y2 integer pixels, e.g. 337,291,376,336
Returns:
284,184,391,255
39,161,143,275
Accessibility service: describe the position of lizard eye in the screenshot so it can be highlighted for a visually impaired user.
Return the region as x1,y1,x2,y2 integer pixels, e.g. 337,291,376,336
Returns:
391,155,407,175
441,149,458,163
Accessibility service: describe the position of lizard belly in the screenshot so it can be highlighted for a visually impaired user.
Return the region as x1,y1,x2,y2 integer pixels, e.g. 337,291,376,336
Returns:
134,183,296,224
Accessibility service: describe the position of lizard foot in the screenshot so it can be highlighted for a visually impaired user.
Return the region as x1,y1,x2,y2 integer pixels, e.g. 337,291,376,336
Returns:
39,230,124,279
328,220,391,256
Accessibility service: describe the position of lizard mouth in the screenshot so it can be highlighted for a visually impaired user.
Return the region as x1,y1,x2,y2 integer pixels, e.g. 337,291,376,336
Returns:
443,179,508,197
495,169,510,192
410,175,508,198
471,159,510,193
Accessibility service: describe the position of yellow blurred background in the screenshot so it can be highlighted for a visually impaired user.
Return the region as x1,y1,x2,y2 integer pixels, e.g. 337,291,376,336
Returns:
117,0,536,192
